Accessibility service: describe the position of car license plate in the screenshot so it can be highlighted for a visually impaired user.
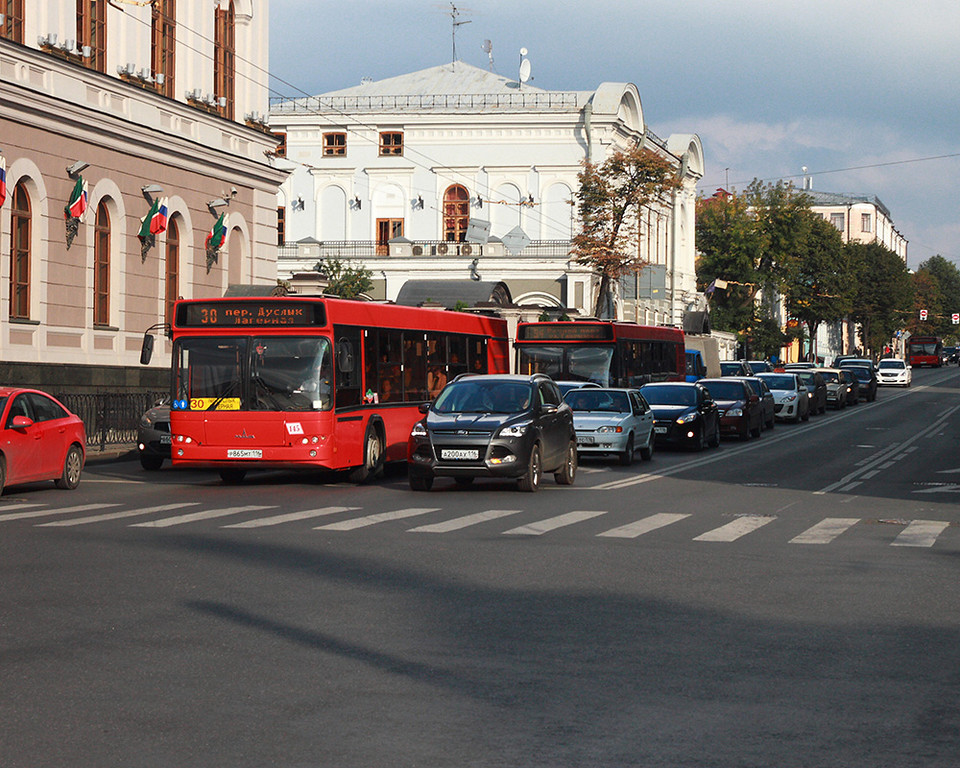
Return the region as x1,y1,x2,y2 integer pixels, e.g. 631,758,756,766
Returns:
654,426,668,434
160,434,172,444
441,449,479,460
576,435,595,445
227,449,262,459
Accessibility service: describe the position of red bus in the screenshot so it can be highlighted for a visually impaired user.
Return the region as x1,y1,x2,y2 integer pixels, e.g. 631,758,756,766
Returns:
514,320,685,387
907,335,942,368
141,296,509,483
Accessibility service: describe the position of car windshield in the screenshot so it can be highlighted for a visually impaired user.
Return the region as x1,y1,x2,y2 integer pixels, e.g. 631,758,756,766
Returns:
720,362,743,375
640,385,697,406
747,361,769,373
819,371,841,383
742,379,763,396
796,372,819,388
848,367,872,381
433,380,532,414
702,381,746,400
878,360,905,370
760,375,797,391
565,390,630,413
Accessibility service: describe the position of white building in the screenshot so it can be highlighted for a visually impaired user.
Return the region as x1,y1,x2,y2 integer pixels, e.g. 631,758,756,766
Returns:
269,62,703,326
1,1,285,393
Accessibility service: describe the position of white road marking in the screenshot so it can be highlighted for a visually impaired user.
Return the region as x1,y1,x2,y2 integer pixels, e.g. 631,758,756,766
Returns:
409,509,522,533
0,504,120,523
694,515,776,542
39,503,200,527
223,506,358,528
316,508,440,531
597,512,690,539
891,520,950,547
130,505,275,528
502,510,606,536
790,518,860,544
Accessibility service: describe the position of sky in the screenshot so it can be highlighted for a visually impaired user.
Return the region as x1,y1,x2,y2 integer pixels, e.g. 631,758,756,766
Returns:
269,0,960,269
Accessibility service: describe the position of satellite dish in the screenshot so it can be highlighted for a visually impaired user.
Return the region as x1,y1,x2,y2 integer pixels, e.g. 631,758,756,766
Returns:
519,58,532,83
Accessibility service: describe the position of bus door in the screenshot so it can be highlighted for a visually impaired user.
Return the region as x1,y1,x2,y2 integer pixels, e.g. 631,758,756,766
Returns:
333,326,365,467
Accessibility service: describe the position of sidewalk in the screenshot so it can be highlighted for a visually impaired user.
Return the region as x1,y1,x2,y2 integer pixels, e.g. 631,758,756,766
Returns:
85,444,139,464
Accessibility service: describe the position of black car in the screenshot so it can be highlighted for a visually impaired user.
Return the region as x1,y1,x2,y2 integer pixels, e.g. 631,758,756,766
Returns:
734,376,776,431
794,369,828,415
720,361,752,377
638,382,721,451
839,368,861,405
846,365,878,402
137,398,171,470
407,373,577,492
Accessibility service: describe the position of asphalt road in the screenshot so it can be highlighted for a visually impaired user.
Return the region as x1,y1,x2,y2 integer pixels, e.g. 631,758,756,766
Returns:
2,367,959,767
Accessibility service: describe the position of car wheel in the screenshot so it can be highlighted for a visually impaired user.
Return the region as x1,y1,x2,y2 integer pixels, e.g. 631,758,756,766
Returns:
409,472,434,491
801,405,810,422
640,431,655,461
140,454,164,471
518,444,542,492
709,420,721,448
349,423,385,484
54,445,83,490
555,440,577,485
751,418,762,438
219,469,246,485
0,458,6,496
618,435,635,465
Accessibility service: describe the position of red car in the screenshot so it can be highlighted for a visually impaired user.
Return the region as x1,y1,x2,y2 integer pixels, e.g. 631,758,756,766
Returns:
0,387,86,494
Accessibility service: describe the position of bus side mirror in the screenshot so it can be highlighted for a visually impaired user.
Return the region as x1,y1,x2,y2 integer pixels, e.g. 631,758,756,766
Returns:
140,333,155,365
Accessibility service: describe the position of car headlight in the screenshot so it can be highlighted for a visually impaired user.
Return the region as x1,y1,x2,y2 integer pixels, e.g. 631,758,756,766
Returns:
785,394,797,402
597,425,624,433
726,408,743,417
497,421,530,438
676,412,698,424
410,421,428,438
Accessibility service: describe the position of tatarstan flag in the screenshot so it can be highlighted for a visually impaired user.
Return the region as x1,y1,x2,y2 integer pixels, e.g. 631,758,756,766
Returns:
205,212,228,250
66,176,88,220
151,197,169,235
0,156,7,208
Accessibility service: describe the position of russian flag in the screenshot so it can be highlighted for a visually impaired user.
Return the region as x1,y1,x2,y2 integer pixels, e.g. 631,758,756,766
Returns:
0,156,6,208
150,197,169,235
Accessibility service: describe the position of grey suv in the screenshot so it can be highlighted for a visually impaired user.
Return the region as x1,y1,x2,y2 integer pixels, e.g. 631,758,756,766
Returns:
407,373,577,492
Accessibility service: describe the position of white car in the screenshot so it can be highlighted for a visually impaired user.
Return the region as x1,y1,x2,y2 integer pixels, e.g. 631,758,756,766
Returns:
563,387,655,464
876,358,912,387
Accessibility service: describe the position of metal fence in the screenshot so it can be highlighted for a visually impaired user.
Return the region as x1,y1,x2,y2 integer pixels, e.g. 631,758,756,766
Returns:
56,392,167,452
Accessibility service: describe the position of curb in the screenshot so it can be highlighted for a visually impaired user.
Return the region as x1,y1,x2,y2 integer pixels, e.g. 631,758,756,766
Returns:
85,446,139,464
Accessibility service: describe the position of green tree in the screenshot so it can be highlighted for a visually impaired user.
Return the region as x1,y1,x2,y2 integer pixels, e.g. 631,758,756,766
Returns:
916,255,960,338
847,242,914,354
572,143,682,317
315,257,372,299
907,269,945,336
781,211,853,360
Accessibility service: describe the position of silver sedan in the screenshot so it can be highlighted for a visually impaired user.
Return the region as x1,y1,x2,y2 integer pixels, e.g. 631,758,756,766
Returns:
563,387,655,465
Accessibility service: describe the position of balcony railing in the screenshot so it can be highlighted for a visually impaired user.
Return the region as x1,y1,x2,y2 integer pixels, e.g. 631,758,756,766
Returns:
278,240,574,261
270,92,581,114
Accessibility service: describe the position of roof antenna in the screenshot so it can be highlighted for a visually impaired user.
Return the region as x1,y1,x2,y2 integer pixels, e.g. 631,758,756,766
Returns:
448,3,471,66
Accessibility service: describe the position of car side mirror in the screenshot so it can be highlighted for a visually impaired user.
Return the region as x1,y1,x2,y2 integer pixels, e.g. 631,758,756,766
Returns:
418,402,430,414
749,394,759,403
541,403,558,414
11,415,33,430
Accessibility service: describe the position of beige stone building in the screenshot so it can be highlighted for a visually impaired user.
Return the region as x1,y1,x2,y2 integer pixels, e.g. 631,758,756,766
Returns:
1,1,285,395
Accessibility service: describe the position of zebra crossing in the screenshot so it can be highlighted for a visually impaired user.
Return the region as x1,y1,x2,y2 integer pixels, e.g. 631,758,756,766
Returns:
1,500,955,549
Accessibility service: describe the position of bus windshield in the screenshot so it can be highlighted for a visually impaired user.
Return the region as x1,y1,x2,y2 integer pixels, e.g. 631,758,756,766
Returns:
175,336,333,412
517,344,613,386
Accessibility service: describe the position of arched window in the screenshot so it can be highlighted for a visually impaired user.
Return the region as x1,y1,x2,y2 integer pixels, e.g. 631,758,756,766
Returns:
165,217,180,326
151,0,176,98
9,181,31,320
214,0,236,120
443,184,470,242
77,0,107,73
2,0,24,43
93,201,110,326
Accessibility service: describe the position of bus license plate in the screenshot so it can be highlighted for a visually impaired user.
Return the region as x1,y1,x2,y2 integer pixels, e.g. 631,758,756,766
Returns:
227,449,262,459
441,449,479,460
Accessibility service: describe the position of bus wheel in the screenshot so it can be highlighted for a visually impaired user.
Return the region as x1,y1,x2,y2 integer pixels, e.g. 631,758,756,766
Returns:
349,424,384,484
220,469,246,485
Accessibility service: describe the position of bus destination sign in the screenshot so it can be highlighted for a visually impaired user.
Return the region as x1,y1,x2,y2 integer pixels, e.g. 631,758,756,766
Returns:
178,301,326,328
518,323,615,342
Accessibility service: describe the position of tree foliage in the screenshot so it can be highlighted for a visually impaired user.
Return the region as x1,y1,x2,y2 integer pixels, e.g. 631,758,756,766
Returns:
913,255,960,340
847,242,914,353
572,144,682,317
316,258,373,299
